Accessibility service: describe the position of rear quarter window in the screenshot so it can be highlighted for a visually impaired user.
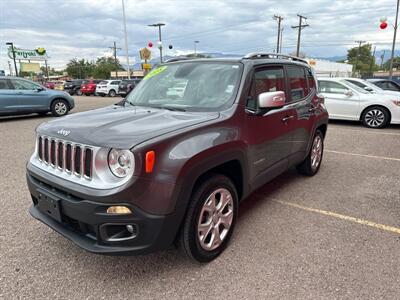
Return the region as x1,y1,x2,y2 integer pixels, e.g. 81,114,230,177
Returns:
287,66,308,102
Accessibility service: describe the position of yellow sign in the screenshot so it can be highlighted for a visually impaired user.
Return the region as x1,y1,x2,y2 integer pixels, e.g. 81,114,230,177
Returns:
142,63,152,70
20,62,41,73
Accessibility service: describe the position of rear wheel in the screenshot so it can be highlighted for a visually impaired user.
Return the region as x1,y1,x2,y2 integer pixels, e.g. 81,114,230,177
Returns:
51,99,69,117
297,130,324,176
361,106,389,128
108,89,116,97
178,174,238,263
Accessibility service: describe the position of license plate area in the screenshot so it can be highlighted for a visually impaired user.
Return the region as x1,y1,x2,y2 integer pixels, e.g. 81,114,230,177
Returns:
37,189,62,223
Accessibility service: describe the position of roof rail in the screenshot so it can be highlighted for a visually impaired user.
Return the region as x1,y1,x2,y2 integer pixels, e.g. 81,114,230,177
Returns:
164,56,198,63
243,53,308,64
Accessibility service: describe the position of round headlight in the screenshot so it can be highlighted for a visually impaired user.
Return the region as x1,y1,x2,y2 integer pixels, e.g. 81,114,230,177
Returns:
108,149,134,178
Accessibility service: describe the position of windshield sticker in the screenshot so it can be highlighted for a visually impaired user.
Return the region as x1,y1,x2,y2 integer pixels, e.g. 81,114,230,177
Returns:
144,66,167,80
225,85,234,93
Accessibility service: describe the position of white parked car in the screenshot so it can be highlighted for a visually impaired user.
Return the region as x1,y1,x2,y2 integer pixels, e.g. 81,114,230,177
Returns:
317,78,400,128
95,80,121,97
342,77,400,97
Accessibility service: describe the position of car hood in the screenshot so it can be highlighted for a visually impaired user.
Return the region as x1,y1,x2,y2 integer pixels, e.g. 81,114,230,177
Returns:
37,105,220,149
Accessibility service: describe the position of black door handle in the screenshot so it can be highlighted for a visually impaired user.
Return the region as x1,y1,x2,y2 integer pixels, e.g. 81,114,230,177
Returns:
281,115,294,122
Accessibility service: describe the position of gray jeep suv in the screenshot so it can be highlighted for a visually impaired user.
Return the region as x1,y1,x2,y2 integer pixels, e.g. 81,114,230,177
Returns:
27,53,328,262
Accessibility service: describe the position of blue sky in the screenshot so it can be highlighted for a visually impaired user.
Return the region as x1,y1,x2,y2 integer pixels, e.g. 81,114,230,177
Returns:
0,0,397,71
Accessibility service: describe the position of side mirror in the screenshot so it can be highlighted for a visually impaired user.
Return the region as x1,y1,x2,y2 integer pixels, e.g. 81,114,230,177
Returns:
344,90,353,97
364,87,374,92
258,91,286,109
36,87,45,92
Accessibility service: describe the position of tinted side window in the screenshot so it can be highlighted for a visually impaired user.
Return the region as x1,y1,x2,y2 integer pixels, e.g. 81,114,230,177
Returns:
387,82,400,91
287,66,307,102
347,80,365,88
306,68,316,92
374,81,385,88
111,81,120,85
318,81,348,94
247,67,286,110
10,79,40,90
0,79,10,89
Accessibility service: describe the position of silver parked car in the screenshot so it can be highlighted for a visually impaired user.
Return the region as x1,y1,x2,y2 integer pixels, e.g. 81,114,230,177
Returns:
0,77,75,117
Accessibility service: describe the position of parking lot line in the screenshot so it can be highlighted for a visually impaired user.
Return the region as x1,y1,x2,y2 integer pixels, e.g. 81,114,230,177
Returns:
271,199,400,235
326,150,400,162
329,127,400,137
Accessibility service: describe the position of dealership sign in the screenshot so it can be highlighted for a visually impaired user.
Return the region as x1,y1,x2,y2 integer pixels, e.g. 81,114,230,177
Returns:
7,47,49,61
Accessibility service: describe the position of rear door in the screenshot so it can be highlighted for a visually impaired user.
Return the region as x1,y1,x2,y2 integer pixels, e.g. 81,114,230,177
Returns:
285,65,316,163
0,78,20,114
110,80,121,92
318,80,360,120
245,65,295,188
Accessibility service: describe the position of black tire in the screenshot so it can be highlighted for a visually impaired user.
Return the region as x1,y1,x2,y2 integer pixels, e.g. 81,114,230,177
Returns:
85,93,90,96
51,99,69,117
108,90,116,97
178,174,238,263
76,89,83,96
297,130,324,176
361,106,390,128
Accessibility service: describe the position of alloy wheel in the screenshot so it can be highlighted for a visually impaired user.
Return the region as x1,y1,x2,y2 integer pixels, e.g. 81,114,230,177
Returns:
364,109,385,128
310,135,323,171
55,102,67,115
197,188,234,251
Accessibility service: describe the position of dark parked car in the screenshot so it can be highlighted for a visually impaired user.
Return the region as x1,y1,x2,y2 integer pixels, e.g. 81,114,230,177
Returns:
27,53,328,262
367,79,400,92
81,79,102,96
118,79,141,96
0,77,74,117
64,79,84,96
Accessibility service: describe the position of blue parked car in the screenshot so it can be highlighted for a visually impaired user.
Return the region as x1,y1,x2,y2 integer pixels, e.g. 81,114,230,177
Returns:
0,77,75,117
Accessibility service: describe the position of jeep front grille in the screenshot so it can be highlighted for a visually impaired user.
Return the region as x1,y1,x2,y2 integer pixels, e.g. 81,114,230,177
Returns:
37,136,93,179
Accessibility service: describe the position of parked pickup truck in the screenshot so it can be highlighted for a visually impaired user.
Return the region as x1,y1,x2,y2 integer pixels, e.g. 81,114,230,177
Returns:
27,53,328,262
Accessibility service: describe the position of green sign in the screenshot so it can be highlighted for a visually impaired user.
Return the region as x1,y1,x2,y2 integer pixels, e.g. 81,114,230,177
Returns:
8,47,49,61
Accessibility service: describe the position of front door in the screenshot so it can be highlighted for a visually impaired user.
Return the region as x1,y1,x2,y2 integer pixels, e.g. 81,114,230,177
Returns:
245,66,295,189
318,80,360,120
9,78,48,112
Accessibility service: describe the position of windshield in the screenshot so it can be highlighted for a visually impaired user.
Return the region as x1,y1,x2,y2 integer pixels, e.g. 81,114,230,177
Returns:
340,80,369,94
125,62,242,111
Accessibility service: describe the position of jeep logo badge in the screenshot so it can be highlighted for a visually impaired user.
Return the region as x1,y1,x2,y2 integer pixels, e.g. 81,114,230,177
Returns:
57,129,71,137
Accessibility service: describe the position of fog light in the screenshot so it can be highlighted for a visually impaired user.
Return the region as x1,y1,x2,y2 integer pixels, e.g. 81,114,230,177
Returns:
126,225,135,233
106,206,132,214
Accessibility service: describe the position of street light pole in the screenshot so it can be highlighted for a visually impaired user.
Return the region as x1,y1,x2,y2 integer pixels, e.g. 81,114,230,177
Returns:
121,0,131,79
194,40,199,55
6,42,18,77
148,23,165,63
389,0,400,80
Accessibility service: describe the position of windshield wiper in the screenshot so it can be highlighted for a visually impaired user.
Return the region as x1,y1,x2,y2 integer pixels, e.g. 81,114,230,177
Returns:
150,105,186,112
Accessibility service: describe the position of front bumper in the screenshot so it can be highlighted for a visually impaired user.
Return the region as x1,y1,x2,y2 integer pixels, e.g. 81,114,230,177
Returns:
27,171,179,255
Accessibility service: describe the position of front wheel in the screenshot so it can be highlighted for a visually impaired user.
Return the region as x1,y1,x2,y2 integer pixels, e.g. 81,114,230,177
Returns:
108,90,116,97
178,174,238,263
297,130,324,176
361,106,389,128
51,99,69,117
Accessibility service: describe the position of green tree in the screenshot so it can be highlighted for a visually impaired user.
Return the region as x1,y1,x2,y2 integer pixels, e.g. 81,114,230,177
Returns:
382,56,400,71
92,57,123,79
347,44,378,76
66,58,95,79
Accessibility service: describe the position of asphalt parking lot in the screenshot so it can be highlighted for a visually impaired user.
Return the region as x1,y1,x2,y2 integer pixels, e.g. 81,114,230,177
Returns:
1,96,399,299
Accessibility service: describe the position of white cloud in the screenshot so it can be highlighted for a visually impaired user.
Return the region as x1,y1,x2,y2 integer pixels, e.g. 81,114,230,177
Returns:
0,0,397,72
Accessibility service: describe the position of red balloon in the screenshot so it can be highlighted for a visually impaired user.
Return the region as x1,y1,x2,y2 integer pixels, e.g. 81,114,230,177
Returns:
148,42,153,48
380,22,388,30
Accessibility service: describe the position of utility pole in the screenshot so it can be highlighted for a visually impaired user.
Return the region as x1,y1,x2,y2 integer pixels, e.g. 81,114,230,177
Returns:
194,40,199,55
279,27,284,53
354,40,366,76
109,41,122,79
44,59,49,80
6,42,18,77
381,50,386,69
369,46,376,76
389,0,400,80
121,0,131,79
7,61,12,76
292,14,309,57
148,23,165,63
273,15,283,53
